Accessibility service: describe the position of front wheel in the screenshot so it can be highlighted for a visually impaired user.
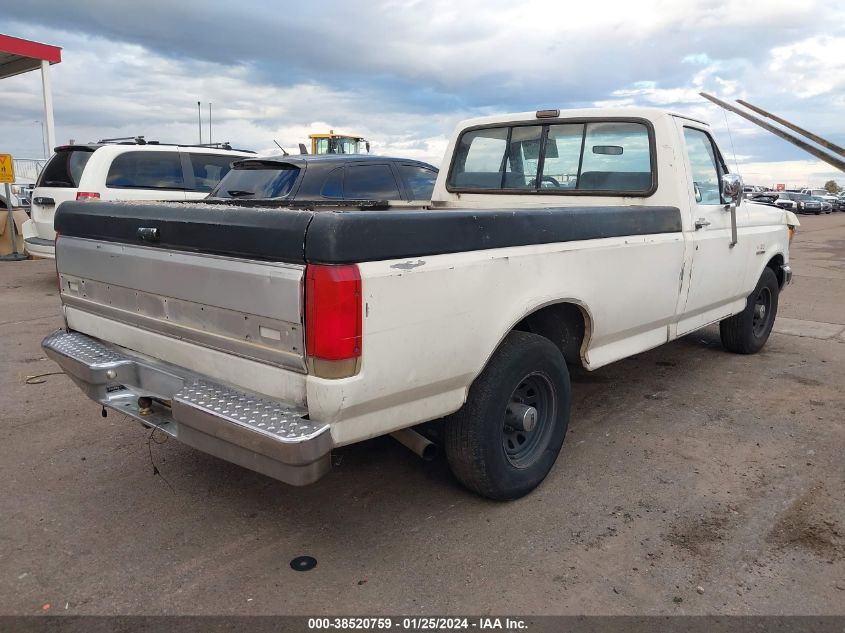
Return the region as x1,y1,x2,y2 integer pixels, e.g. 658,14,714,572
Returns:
719,267,779,354
445,331,571,500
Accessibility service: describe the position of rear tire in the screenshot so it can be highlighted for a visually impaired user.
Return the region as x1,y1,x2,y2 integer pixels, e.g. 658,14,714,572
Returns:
719,267,779,354
445,331,570,500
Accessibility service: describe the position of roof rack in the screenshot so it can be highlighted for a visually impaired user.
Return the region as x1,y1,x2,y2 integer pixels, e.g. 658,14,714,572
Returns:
91,136,254,153
97,135,148,145
193,142,232,149
183,142,256,153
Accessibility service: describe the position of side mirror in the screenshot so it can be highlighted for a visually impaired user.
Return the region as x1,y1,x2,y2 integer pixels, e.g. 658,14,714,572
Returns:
722,173,742,201
721,173,742,248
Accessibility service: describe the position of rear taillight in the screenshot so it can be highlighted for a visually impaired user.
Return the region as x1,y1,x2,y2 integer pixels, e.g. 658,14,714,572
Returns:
76,192,100,200
305,264,362,378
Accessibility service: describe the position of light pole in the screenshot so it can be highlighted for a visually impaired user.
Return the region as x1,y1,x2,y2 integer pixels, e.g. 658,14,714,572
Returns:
35,120,47,158
208,102,212,145
197,101,202,144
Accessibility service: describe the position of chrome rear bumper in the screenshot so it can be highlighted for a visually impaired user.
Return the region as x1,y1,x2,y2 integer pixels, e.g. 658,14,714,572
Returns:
42,330,331,485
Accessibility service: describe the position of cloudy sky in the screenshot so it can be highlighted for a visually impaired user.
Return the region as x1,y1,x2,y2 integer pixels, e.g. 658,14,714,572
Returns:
3,0,844,187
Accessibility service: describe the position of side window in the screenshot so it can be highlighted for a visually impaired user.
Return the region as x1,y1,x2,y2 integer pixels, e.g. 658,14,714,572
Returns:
504,125,542,189
398,164,438,200
188,153,236,192
450,127,508,189
577,122,652,191
683,127,726,205
541,124,584,189
321,167,344,198
106,152,185,190
343,164,402,200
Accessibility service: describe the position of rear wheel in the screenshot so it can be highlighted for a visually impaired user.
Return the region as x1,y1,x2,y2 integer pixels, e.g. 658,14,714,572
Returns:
445,331,570,500
719,267,779,354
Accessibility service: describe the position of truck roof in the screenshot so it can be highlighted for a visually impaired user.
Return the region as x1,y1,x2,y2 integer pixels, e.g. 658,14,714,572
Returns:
456,107,708,128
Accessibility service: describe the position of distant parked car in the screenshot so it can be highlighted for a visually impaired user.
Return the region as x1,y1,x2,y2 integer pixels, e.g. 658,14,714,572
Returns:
742,184,770,199
749,191,780,206
802,188,839,211
0,177,35,211
208,154,439,205
22,140,254,258
810,196,832,214
771,192,822,215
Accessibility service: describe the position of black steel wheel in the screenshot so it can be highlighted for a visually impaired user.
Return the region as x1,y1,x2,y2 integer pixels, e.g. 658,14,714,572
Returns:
720,267,779,354
751,285,773,338
502,372,556,468
445,331,570,500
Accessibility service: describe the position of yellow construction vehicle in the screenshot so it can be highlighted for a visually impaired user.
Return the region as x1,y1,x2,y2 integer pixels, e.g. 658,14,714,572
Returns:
305,130,370,155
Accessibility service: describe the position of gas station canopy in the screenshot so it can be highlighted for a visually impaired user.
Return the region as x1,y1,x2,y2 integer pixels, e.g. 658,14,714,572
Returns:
0,33,62,152
0,33,61,78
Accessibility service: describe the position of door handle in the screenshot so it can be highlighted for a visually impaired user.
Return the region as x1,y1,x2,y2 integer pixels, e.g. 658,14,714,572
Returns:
694,218,711,230
137,227,160,243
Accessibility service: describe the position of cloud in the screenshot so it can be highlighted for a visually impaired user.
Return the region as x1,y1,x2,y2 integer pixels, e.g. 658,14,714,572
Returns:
1,0,843,183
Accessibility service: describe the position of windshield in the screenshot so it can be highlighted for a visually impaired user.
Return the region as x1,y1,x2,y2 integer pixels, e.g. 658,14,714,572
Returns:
36,149,94,188
209,163,301,199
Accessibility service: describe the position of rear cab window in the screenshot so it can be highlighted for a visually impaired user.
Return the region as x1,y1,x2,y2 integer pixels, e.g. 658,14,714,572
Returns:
209,160,301,199
448,119,655,195
37,149,94,188
106,152,185,190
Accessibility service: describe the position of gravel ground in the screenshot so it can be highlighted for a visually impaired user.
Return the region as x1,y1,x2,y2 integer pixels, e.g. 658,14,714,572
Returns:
0,214,843,615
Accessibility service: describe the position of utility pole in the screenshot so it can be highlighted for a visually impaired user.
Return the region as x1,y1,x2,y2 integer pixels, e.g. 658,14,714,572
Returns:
197,101,202,144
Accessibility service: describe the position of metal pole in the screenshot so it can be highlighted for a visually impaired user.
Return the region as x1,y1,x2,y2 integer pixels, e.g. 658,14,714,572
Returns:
40,61,56,155
5,182,21,257
197,101,202,144
208,102,212,145
700,93,845,173
36,120,47,158
736,99,845,159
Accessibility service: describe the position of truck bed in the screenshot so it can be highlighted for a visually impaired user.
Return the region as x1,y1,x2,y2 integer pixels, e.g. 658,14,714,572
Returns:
55,200,683,265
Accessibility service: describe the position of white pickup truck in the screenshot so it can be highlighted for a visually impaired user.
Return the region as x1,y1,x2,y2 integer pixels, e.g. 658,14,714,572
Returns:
44,107,798,499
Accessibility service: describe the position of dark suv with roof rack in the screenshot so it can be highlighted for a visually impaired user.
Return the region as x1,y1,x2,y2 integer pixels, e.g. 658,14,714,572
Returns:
23,138,253,258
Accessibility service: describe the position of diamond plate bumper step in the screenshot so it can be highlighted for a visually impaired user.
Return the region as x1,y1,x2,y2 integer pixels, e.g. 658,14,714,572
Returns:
42,330,331,485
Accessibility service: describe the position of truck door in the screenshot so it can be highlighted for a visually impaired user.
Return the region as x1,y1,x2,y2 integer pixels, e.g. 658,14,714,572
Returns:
675,124,748,335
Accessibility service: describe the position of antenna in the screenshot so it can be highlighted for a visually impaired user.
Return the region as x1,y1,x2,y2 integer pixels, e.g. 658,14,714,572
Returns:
273,140,289,156
722,109,740,175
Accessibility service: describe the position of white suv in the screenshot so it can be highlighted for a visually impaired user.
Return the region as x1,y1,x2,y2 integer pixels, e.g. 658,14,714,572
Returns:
23,140,253,258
